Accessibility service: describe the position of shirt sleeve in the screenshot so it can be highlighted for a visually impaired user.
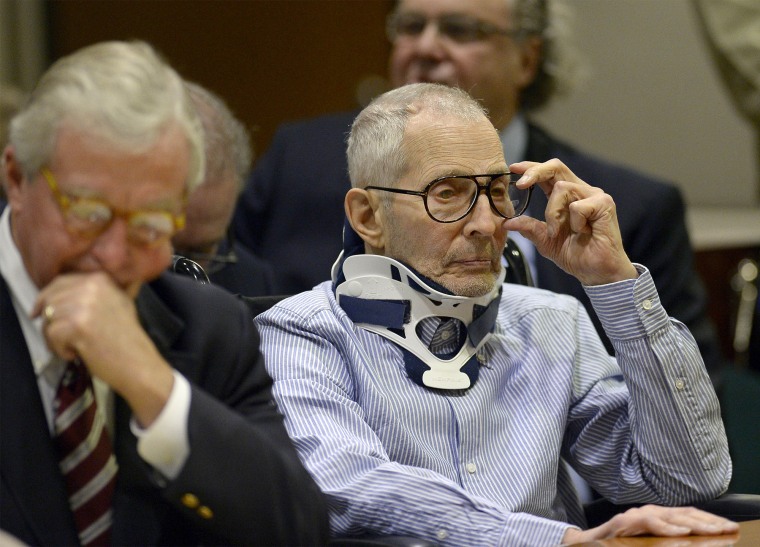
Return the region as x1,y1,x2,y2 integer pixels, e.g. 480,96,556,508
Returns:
131,370,191,479
575,264,731,504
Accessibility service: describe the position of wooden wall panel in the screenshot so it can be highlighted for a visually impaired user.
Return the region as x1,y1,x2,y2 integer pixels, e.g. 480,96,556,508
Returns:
48,0,393,158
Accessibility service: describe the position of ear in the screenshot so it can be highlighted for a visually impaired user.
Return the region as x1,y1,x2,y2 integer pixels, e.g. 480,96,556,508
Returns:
345,187,385,252
2,146,26,209
516,35,543,89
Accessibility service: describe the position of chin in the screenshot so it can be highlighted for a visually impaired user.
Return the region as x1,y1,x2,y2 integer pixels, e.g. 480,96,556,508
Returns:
445,275,498,298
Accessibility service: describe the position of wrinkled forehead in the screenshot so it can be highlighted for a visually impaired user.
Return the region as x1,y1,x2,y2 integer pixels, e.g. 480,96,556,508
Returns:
401,111,505,181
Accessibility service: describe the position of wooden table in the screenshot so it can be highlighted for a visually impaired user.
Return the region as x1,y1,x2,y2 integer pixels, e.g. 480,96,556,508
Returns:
575,519,760,546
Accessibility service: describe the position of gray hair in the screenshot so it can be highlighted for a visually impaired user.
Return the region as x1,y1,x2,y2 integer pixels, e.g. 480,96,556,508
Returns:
510,0,584,110
347,83,487,193
8,40,205,191
184,81,252,193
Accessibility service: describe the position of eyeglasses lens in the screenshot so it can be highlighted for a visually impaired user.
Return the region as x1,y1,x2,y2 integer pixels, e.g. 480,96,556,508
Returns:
64,197,178,245
389,13,503,43
427,175,529,222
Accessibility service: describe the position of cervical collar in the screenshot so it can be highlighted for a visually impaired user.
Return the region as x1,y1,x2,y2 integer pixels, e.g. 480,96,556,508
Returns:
335,254,504,390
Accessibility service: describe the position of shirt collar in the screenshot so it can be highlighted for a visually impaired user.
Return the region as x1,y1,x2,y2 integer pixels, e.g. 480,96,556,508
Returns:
500,113,528,166
0,207,58,380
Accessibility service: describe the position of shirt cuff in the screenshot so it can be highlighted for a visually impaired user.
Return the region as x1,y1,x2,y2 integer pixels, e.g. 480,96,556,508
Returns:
583,264,670,341
131,370,191,480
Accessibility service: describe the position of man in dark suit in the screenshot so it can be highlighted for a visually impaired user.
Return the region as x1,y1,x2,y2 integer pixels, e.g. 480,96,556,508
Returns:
0,40,328,545
171,81,276,297
232,0,724,372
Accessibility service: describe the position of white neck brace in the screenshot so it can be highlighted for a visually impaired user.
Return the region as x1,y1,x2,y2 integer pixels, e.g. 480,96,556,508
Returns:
336,255,504,389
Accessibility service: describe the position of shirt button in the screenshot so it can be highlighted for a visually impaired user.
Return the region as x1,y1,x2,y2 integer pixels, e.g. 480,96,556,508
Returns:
197,505,214,519
466,462,477,474
642,299,653,310
436,530,448,541
675,379,685,391
440,330,451,340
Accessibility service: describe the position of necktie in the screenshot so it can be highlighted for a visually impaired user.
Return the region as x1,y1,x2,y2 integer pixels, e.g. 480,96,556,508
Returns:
54,360,118,546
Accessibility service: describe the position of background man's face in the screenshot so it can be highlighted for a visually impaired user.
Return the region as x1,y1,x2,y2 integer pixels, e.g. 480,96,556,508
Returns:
378,111,509,297
171,171,238,263
389,0,535,130
6,124,189,297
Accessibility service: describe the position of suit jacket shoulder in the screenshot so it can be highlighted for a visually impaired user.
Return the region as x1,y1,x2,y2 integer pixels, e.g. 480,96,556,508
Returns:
233,111,358,293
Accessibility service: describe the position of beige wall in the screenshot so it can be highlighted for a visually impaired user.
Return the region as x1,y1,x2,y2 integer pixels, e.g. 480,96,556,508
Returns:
533,0,758,208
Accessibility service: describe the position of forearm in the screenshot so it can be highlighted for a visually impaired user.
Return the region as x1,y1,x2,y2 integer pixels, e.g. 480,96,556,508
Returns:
584,266,731,501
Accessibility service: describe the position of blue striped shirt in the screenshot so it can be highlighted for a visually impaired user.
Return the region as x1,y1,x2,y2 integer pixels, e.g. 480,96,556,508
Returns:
256,266,730,546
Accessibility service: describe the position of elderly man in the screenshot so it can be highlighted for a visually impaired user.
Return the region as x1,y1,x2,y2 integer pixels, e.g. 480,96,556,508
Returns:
0,41,327,545
234,0,724,373
255,83,735,545
171,81,276,296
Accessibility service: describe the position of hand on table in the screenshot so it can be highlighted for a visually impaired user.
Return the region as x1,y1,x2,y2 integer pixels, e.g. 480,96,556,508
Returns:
562,505,739,545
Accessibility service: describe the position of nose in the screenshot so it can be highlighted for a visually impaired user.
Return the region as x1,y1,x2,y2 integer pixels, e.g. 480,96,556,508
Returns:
88,218,132,273
413,20,447,58
463,193,499,237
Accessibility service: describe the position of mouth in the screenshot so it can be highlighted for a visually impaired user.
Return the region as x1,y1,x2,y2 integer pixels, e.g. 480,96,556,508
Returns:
450,258,495,271
406,65,455,87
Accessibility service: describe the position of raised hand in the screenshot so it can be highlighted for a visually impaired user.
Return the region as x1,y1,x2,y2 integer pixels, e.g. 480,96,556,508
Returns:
33,271,174,427
504,159,639,286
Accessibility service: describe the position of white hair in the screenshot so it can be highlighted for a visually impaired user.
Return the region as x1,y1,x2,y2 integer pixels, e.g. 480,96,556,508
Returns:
8,40,205,192
347,83,487,192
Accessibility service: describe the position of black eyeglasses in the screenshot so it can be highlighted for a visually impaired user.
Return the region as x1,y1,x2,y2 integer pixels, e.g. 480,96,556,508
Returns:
174,227,238,275
386,11,520,43
365,173,532,223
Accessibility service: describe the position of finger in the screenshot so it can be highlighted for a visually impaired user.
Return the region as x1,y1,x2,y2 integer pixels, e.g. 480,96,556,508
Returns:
42,314,79,362
543,180,579,238
567,193,615,235
665,510,739,536
510,159,585,196
503,215,546,245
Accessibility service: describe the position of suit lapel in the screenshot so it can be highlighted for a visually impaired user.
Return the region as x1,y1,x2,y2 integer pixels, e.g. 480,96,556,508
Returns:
0,276,79,545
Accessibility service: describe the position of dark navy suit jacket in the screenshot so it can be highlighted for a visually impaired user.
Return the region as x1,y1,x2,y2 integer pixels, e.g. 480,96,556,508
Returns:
232,111,724,372
0,272,328,546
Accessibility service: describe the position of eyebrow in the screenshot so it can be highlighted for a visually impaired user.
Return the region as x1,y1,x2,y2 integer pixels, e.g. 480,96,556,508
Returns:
58,184,183,212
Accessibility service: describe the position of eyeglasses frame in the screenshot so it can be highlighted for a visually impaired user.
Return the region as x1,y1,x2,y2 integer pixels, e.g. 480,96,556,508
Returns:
386,11,524,43
174,226,239,275
40,166,186,244
365,172,532,224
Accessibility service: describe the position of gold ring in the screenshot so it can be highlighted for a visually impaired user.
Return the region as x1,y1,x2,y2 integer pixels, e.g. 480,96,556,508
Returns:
43,305,55,322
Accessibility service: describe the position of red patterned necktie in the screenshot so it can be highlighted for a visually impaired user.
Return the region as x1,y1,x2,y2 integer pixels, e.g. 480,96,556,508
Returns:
54,360,118,546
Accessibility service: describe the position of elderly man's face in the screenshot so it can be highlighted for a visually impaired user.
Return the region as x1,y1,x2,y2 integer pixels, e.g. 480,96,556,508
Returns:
5,123,189,298
388,0,537,130
378,112,508,297
171,170,238,268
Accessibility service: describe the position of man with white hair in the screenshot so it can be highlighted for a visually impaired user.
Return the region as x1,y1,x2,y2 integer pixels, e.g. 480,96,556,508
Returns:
0,40,327,546
256,83,735,545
